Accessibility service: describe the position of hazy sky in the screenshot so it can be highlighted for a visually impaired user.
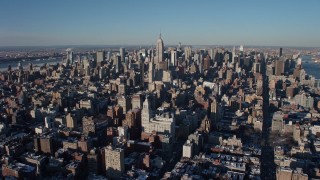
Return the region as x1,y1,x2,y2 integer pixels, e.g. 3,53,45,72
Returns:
0,0,319,47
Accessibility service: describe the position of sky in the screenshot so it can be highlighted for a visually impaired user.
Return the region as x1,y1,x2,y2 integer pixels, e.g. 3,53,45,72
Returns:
0,0,320,47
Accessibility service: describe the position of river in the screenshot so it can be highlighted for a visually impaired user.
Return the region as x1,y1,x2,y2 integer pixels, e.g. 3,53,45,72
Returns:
301,55,320,79
0,58,62,71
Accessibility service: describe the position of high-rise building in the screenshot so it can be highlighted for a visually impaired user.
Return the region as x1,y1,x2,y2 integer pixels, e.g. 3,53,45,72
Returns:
141,97,175,137
203,55,211,70
280,47,283,57
120,47,125,63
139,59,145,89
184,46,192,61
104,146,124,178
148,61,154,83
115,55,121,73
211,98,218,126
232,46,236,63
156,34,164,64
66,49,73,65
275,58,285,76
182,140,193,158
239,45,244,52
171,50,177,67
96,51,105,63
141,97,151,131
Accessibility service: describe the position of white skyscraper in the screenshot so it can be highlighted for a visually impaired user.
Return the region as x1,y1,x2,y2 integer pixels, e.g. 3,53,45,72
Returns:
239,45,244,52
141,97,175,137
142,97,151,132
171,50,177,66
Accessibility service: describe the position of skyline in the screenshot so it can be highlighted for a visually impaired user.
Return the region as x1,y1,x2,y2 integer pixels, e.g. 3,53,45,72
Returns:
1,0,320,47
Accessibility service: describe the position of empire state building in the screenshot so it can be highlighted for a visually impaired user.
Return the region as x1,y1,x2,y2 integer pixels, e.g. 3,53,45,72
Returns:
156,34,164,64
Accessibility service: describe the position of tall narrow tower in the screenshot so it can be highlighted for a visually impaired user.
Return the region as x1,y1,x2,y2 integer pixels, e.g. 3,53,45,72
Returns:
148,61,154,83
156,34,164,64
232,46,236,64
141,97,151,132
120,47,125,63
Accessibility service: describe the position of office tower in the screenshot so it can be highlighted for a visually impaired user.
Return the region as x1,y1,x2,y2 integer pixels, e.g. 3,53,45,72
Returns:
232,46,236,63
139,59,145,89
280,47,283,57
131,93,143,109
104,146,124,178
256,78,263,96
239,45,244,52
141,97,151,132
275,58,285,76
99,67,106,79
211,97,218,126
184,46,192,61
66,49,73,65
141,97,175,137
106,50,111,60
203,55,210,70
96,51,105,63
171,50,177,66
115,55,121,73
120,47,125,63
253,62,261,73
198,53,204,73
156,34,164,64
148,61,154,83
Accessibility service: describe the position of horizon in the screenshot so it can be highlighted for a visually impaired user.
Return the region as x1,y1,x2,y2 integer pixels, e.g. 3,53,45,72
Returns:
0,43,319,49
1,0,320,47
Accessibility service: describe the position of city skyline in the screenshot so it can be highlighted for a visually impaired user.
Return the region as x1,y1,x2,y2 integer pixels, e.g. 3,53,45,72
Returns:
1,0,320,47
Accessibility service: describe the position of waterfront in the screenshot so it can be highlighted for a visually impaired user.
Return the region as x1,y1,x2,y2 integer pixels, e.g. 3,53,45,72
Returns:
302,55,320,79
0,57,62,71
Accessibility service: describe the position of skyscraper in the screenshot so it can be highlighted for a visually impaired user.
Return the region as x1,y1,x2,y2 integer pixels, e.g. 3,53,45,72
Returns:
156,34,164,64
171,50,177,67
141,96,175,137
280,47,283,57
141,97,151,132
96,51,105,63
275,58,285,76
148,61,154,83
119,47,125,63
66,48,73,65
232,46,236,64
185,46,192,61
